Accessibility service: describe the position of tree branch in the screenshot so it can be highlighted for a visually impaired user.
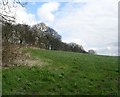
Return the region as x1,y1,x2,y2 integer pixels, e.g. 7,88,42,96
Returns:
0,0,27,23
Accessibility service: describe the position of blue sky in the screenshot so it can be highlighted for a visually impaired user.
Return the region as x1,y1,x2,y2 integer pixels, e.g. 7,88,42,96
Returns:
24,2,86,25
25,2,45,20
14,0,118,56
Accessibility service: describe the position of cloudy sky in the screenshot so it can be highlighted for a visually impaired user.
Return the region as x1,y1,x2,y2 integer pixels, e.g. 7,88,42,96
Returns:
13,0,119,56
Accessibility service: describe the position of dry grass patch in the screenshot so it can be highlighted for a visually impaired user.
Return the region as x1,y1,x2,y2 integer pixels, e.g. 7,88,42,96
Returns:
13,48,51,67
13,58,50,67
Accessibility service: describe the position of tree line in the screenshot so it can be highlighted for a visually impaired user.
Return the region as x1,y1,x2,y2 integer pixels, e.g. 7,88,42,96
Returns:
2,22,88,53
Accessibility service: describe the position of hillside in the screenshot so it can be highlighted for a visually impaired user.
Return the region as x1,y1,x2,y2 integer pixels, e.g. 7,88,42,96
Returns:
2,22,87,67
2,48,118,95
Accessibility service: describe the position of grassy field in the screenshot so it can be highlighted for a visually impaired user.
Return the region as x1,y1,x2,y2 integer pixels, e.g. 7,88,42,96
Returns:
2,48,119,95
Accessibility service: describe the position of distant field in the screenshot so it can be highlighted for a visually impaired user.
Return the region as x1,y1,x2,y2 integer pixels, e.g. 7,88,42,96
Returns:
2,48,118,95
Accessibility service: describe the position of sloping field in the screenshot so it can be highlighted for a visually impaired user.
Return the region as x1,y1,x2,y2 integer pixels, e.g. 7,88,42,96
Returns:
2,48,118,95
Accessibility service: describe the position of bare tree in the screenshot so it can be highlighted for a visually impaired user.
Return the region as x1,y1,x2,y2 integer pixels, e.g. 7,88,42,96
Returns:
1,0,27,67
0,0,27,23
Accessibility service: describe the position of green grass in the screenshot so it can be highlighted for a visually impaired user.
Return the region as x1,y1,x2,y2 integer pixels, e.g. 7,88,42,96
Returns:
2,48,119,95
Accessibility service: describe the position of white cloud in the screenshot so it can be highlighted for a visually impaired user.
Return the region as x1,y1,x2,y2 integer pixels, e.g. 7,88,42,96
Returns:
96,46,118,56
37,2,60,23
51,0,119,56
15,6,37,26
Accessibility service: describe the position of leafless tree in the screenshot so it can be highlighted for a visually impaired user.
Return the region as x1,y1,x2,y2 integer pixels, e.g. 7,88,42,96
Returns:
1,0,27,67
0,0,27,23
